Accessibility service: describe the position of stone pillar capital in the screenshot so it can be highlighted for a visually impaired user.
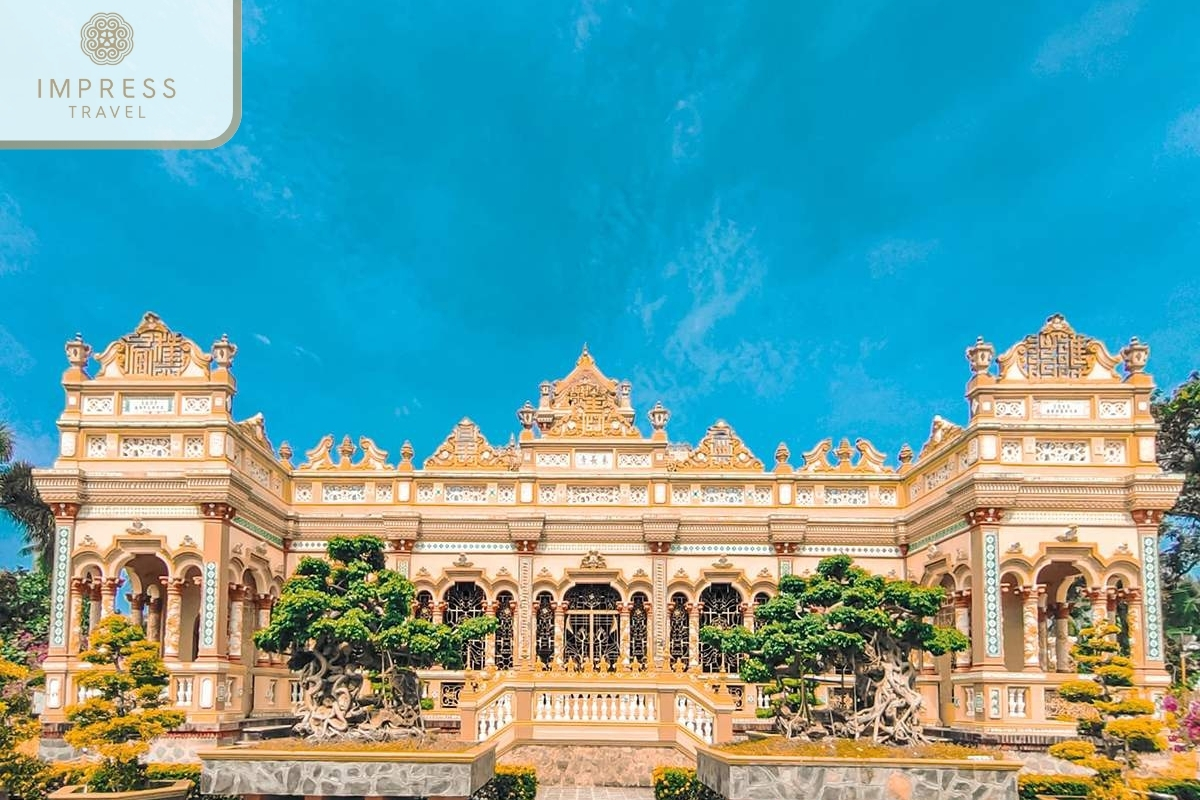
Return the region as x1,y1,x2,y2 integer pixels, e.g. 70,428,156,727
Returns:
965,506,1004,527
513,539,539,554
200,502,236,520
51,502,81,521
772,542,798,556
389,537,416,554
647,540,672,555
1131,509,1164,526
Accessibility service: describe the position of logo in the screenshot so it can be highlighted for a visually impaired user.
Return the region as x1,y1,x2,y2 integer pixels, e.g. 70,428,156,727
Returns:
80,13,134,66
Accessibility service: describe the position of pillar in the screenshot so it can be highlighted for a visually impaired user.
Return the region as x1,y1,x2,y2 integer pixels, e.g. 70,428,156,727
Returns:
227,585,246,660
432,601,445,626
1038,606,1050,670
511,535,540,665
1021,586,1042,669
127,593,145,629
1054,604,1072,672
68,579,86,654
687,602,701,671
1089,588,1108,625
743,602,756,632
88,583,102,631
1124,588,1145,666
101,577,122,617
618,602,632,666
553,602,566,667
255,594,273,665
484,601,498,669
1131,509,1167,669
146,596,163,645
965,507,1005,667
163,577,184,658
197,502,235,662
953,590,972,668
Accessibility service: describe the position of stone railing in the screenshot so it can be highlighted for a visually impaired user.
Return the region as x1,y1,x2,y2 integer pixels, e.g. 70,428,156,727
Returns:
475,690,514,740
533,689,658,722
675,692,716,744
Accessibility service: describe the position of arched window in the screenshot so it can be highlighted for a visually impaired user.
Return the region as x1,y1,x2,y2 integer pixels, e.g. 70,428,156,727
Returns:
495,591,515,669
563,584,621,669
535,592,555,667
443,582,485,669
669,593,689,667
414,590,434,622
630,592,649,665
699,583,744,673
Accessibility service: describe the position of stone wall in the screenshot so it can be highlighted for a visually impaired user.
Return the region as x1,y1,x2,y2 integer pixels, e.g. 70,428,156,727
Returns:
500,743,693,787
697,751,1020,800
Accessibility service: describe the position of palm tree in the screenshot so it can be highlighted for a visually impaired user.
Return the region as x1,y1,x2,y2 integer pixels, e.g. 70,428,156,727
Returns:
0,422,56,573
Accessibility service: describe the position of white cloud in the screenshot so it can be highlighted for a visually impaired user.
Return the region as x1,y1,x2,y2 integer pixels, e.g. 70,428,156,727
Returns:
867,238,939,278
243,0,267,44
0,326,34,375
12,427,56,467
572,0,603,50
1166,107,1200,157
629,289,667,334
0,194,36,275
254,333,272,345
394,406,410,417
1033,0,1140,77
668,96,703,162
294,345,322,364
160,141,297,217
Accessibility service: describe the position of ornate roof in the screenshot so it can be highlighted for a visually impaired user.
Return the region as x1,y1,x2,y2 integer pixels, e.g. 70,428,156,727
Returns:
425,419,520,471
93,312,214,379
527,345,641,438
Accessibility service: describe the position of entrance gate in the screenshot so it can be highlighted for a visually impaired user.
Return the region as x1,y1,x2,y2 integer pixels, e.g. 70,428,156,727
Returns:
563,584,620,669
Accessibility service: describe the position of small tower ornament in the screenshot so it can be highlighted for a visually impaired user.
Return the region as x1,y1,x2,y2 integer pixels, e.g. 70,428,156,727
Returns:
64,333,92,376
211,333,237,371
1119,336,1150,376
774,441,791,472
965,336,995,376
517,401,535,439
337,435,355,466
647,401,670,434
399,440,414,466
278,441,294,467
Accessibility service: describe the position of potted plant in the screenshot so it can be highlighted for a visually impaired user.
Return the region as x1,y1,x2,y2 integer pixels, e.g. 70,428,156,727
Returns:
50,615,188,800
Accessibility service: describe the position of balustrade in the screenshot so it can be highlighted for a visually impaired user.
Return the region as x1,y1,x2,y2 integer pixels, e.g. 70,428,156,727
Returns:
533,690,657,723
1005,686,1028,718
675,693,715,743
175,676,194,707
475,691,514,740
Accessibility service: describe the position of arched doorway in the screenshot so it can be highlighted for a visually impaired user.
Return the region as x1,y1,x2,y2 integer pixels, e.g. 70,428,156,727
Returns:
563,584,620,669
443,582,486,669
699,583,744,673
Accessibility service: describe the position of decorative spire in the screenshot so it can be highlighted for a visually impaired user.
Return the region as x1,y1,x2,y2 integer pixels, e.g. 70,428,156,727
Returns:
774,442,791,467
898,443,914,466
64,332,92,374
211,333,237,371
278,441,293,466
965,336,994,376
399,440,414,465
647,401,670,433
337,435,355,466
1119,336,1149,376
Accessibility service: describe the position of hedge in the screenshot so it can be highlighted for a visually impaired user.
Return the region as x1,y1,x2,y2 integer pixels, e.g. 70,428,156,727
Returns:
1018,774,1200,800
651,766,724,800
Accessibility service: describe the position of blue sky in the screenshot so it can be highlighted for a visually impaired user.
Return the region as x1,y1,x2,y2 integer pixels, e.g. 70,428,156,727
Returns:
2,1,1200,564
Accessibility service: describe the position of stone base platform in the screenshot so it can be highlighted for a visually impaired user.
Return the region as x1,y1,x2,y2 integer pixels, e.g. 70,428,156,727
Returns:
501,742,693,788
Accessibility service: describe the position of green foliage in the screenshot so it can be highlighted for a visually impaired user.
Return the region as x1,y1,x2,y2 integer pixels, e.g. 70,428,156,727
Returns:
255,535,496,672
702,555,967,739
0,422,57,573
1048,740,1096,762
651,767,724,800
62,615,186,792
44,762,239,800
0,654,50,800
0,568,50,668
483,764,538,800
1017,774,1095,800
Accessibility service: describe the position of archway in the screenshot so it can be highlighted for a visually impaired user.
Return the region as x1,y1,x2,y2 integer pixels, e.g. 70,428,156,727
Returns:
494,590,515,669
668,593,689,667
699,583,744,674
563,584,621,669
534,591,555,667
629,592,649,665
1036,562,1091,672
443,582,485,669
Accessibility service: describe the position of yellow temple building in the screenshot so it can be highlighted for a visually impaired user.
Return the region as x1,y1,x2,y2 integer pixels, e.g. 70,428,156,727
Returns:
32,312,1183,761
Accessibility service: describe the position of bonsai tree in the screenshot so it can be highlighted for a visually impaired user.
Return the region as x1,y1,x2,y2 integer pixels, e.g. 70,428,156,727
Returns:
254,535,496,740
0,652,50,799
63,616,185,792
702,555,967,744
1051,621,1166,773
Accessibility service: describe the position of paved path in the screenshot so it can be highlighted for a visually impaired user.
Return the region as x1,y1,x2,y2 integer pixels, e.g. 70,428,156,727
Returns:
537,788,655,800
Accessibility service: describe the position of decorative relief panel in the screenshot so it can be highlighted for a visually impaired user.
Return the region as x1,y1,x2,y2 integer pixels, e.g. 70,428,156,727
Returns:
181,396,212,414
879,487,897,506
795,486,814,506
629,484,648,504
924,462,954,491
535,452,570,468
994,400,1025,418
293,483,313,503
122,396,174,415
538,484,558,504
701,485,744,505
824,487,869,506
617,453,652,468
248,461,271,487
1034,399,1090,418
1099,399,1132,419
1000,440,1022,463
983,532,1001,658
49,526,71,647
1103,440,1126,465
425,418,517,471
82,396,115,414
497,484,516,504
60,433,76,457
566,485,619,504
96,312,211,378
416,484,437,503
672,420,763,471
120,436,170,458
671,485,691,505
208,432,225,458
322,484,366,503
574,451,613,469
445,484,488,504
997,314,1119,381
749,486,773,505
1142,535,1162,660
375,483,393,502
200,562,218,648
1034,440,1089,464
183,436,204,458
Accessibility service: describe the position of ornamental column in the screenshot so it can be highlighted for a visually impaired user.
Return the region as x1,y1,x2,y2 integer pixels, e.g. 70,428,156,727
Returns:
742,602,756,632
146,595,163,646
227,585,246,660
965,507,1005,667
88,583,102,631
101,577,122,618
255,594,273,665
687,602,702,671
953,590,972,668
68,579,86,654
1020,586,1042,670
162,577,184,659
1054,604,1073,671
197,502,236,663
1131,509,1167,669
644,518,679,672
553,602,567,667
508,526,543,665
1038,605,1050,670
127,593,145,629
1123,587,1146,667
618,602,632,667
484,601,498,669
1088,588,1108,625
432,601,446,626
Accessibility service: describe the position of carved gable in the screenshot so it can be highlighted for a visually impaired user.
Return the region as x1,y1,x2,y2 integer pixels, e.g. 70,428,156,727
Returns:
996,314,1120,381
533,346,640,438
798,437,892,473
94,312,211,379
917,416,964,460
425,419,519,470
671,420,762,471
